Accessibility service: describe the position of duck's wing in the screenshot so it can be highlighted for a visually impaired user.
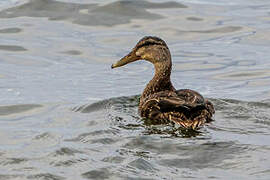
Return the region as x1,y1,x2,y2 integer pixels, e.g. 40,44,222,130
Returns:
168,89,205,109
140,89,214,129
175,89,215,115
143,89,205,110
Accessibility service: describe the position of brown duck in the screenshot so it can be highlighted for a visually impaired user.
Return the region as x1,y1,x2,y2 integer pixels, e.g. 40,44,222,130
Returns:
112,36,214,129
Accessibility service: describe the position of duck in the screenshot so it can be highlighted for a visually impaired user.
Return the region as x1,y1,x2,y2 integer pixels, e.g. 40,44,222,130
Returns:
111,36,215,129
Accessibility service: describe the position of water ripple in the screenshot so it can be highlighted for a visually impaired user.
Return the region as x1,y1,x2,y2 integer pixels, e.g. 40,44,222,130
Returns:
0,0,270,179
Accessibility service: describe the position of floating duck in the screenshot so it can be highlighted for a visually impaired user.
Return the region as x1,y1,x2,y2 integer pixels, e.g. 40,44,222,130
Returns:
112,36,214,129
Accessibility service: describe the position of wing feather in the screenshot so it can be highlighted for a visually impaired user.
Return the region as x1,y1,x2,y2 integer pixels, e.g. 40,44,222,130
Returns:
140,89,215,129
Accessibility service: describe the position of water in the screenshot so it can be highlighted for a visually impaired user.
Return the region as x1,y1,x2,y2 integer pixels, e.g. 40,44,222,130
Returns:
0,0,270,179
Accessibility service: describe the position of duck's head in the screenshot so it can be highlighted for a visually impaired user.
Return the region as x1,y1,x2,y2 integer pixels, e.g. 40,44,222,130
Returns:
111,36,171,69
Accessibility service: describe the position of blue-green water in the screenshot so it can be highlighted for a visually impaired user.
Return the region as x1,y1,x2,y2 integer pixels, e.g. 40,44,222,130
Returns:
0,0,270,179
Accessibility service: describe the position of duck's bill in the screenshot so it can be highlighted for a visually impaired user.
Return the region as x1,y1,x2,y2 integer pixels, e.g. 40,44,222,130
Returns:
111,52,139,69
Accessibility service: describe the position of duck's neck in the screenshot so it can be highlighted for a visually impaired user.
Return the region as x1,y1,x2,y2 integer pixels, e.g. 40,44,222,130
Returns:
140,60,175,105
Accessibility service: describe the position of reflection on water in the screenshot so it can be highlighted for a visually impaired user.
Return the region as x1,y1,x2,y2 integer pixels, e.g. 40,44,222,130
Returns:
60,50,82,55
214,70,270,81
0,104,42,116
0,27,22,34
179,26,242,34
0,0,270,179
0,45,27,52
0,0,186,26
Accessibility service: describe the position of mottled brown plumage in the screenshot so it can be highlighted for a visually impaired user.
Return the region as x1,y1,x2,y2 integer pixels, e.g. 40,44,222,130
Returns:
112,36,214,129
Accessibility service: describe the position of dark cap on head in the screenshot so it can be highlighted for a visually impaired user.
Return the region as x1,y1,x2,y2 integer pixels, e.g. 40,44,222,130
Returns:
135,36,168,50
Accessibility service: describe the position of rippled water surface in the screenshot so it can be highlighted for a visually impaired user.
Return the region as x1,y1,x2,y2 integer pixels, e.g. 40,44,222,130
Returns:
0,0,270,179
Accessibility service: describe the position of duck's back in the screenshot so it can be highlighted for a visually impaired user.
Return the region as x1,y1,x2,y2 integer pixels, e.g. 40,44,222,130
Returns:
139,89,215,129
